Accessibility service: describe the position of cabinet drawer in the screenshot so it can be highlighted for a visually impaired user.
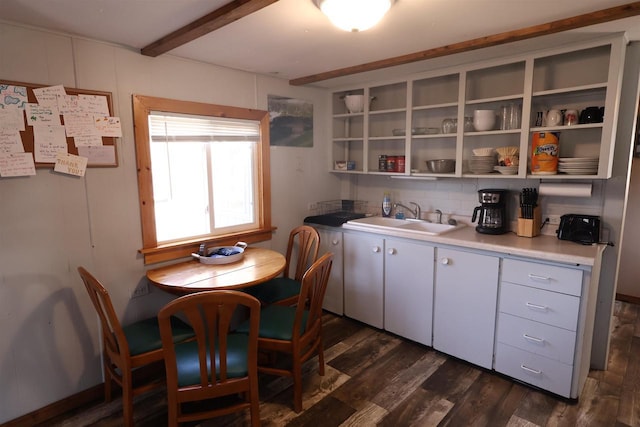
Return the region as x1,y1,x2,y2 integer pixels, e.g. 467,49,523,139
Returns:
496,312,576,365
499,282,580,331
494,342,572,398
502,259,583,296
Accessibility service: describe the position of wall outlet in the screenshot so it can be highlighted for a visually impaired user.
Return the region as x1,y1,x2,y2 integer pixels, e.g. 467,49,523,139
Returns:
131,282,149,298
547,214,562,226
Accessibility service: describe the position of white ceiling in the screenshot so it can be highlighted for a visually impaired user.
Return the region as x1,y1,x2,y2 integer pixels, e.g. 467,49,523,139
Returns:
2,0,640,88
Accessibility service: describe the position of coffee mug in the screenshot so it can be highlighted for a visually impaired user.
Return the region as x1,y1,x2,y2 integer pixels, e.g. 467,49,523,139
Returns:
564,109,579,126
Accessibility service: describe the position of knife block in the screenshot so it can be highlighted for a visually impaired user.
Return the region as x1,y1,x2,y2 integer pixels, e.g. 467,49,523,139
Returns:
517,206,541,237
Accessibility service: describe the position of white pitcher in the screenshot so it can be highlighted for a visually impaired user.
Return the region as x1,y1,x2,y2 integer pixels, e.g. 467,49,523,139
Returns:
546,109,563,127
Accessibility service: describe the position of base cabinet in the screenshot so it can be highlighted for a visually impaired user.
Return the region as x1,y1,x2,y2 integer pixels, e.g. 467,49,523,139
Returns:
494,258,586,398
433,247,499,369
343,232,384,328
384,238,434,346
318,228,344,315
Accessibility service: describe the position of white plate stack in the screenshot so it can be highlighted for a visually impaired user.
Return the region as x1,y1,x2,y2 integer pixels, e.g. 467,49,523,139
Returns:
558,157,598,175
469,155,497,174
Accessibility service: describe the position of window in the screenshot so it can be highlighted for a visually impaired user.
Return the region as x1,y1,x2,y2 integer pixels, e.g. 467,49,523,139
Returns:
133,95,273,264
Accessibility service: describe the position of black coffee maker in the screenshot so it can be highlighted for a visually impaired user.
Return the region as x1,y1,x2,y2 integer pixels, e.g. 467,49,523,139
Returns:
472,189,509,234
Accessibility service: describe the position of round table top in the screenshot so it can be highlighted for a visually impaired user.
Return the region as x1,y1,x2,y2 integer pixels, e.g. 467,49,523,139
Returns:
146,247,286,295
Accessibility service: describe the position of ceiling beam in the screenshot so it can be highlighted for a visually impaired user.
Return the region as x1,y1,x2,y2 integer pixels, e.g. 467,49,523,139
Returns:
290,1,640,86
141,0,280,57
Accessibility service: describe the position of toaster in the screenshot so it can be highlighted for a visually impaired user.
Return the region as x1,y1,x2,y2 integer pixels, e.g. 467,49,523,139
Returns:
556,214,600,244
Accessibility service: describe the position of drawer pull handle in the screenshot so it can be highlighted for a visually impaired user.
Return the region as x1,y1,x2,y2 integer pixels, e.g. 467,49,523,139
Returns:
372,246,381,253
523,334,545,344
388,248,396,255
520,365,542,375
528,273,551,281
331,239,340,245
526,302,548,311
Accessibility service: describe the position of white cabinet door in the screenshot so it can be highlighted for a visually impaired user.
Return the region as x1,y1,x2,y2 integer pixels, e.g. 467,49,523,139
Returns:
384,238,434,346
318,228,344,315
344,232,384,328
433,247,499,369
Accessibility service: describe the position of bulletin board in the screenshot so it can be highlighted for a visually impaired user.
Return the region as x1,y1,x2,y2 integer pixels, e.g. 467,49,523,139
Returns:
0,79,119,168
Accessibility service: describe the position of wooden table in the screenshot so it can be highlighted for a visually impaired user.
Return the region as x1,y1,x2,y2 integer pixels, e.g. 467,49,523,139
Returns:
146,247,286,294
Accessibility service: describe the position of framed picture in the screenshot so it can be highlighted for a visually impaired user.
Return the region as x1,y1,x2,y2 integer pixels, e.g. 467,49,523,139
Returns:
268,95,313,147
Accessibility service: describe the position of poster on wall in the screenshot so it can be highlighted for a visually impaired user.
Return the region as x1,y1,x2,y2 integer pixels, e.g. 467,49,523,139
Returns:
267,95,313,147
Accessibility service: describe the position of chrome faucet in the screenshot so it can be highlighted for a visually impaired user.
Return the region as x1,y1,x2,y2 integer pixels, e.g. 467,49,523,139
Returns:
394,202,421,219
435,209,443,224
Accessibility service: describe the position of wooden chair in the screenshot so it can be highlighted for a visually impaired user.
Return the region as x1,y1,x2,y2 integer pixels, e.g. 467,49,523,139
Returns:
238,252,333,412
77,267,194,427
158,290,261,427
245,225,320,306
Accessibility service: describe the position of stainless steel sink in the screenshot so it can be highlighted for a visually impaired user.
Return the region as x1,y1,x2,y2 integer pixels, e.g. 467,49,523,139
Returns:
344,216,464,236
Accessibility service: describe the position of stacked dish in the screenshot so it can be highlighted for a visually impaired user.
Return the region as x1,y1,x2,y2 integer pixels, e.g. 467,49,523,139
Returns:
469,155,497,174
558,157,598,175
494,165,519,175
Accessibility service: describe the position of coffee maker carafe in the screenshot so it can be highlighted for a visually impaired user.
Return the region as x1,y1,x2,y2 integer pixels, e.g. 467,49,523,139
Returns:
472,189,508,234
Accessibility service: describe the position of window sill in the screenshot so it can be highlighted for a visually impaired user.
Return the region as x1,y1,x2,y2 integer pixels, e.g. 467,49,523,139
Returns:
139,227,276,265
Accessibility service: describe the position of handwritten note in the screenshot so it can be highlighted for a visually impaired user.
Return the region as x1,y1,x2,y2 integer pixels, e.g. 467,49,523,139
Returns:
79,94,110,116
57,95,83,114
54,152,87,177
0,130,25,153
0,108,25,131
78,145,116,165
74,134,103,147
94,116,122,137
33,126,67,162
26,103,60,126
33,85,67,109
63,113,98,137
0,152,36,177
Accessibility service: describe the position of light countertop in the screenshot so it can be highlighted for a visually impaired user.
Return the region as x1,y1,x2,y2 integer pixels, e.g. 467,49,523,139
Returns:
336,222,606,267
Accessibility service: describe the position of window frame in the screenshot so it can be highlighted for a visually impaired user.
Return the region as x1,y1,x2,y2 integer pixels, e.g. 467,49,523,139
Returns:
132,94,273,264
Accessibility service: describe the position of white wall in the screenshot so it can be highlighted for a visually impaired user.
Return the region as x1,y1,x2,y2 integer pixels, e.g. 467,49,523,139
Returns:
617,157,640,297
0,22,335,423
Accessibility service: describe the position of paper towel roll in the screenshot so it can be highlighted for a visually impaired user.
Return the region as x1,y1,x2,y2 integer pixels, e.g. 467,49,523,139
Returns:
538,182,592,197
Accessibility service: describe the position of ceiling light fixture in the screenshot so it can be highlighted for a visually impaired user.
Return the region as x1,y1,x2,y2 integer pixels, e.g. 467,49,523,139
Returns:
314,0,395,32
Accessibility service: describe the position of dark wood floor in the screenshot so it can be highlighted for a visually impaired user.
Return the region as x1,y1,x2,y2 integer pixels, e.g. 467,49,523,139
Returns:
41,300,640,427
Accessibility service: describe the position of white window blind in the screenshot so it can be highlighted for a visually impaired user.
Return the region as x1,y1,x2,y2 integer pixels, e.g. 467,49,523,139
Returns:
148,112,260,243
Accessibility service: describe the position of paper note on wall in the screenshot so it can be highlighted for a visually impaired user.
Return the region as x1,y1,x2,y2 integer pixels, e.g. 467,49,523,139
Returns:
54,152,87,177
64,113,98,137
94,116,122,137
34,126,67,162
79,94,110,116
77,145,116,165
0,108,25,131
0,84,28,109
25,103,60,126
0,152,36,177
0,130,25,153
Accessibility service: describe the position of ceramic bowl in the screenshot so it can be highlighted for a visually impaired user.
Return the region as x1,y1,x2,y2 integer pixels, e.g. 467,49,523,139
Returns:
473,110,496,131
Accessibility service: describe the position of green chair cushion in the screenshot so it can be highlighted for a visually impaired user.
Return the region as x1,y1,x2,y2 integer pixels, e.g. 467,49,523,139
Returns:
173,334,250,387
237,305,308,341
123,316,194,356
243,277,301,304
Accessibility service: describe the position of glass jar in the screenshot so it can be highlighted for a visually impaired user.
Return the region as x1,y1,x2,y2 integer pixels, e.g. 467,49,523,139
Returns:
441,118,457,134
463,117,474,132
